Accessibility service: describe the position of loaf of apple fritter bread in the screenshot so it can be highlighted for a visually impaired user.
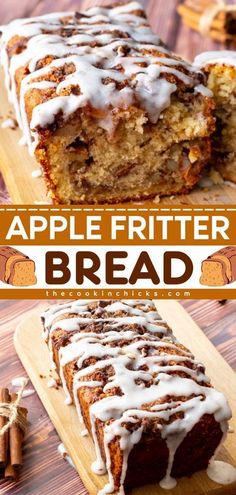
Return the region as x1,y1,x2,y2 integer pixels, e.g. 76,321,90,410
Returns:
42,299,231,494
194,51,236,183
0,2,215,204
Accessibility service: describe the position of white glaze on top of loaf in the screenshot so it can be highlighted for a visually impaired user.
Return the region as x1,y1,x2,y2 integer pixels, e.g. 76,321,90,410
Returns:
194,50,236,69
41,299,232,495
0,2,210,153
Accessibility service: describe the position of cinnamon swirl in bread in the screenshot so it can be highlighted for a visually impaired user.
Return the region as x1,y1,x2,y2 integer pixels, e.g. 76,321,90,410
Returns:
42,299,231,494
0,2,214,203
194,51,236,183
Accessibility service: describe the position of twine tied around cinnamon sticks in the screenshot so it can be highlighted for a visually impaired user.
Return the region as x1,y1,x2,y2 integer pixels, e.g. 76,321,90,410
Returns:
0,383,28,481
0,383,28,437
178,1,236,42
199,0,236,35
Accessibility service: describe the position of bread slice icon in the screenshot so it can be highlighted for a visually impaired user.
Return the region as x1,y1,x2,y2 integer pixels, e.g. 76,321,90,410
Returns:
200,246,236,286
0,246,37,286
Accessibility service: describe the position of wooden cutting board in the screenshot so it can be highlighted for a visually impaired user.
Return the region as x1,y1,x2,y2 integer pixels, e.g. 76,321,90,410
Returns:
1,70,236,205
14,301,236,495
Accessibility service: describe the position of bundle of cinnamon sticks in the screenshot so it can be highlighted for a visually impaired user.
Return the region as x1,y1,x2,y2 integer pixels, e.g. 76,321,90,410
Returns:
0,388,28,481
178,0,236,43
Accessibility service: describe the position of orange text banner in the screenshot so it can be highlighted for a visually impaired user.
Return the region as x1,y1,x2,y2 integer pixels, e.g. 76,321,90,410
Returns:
0,205,235,245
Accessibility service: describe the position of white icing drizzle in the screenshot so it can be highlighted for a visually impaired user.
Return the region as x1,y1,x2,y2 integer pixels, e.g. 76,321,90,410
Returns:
207,460,236,485
42,299,232,495
21,388,35,398
1,117,17,129
41,299,164,339
31,168,42,178
0,2,209,152
58,442,76,469
81,428,89,437
194,50,236,69
11,376,29,387
19,135,27,146
11,377,34,397
47,377,57,388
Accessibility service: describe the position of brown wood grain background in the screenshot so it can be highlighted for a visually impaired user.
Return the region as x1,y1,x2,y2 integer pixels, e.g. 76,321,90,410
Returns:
0,298,236,495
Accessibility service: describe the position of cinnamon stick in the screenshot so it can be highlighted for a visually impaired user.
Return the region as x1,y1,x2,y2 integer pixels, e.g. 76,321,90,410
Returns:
178,4,225,30
0,388,10,468
9,393,27,468
0,388,28,481
4,462,17,480
178,1,236,41
185,0,217,12
178,16,227,42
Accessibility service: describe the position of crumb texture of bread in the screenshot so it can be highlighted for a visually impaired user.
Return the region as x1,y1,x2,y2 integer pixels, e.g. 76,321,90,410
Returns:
200,260,227,286
194,51,236,183
9,260,37,286
41,299,231,494
1,2,215,203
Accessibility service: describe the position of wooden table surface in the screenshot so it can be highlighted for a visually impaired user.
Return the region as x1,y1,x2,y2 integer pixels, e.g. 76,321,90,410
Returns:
0,0,235,202
0,298,235,495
